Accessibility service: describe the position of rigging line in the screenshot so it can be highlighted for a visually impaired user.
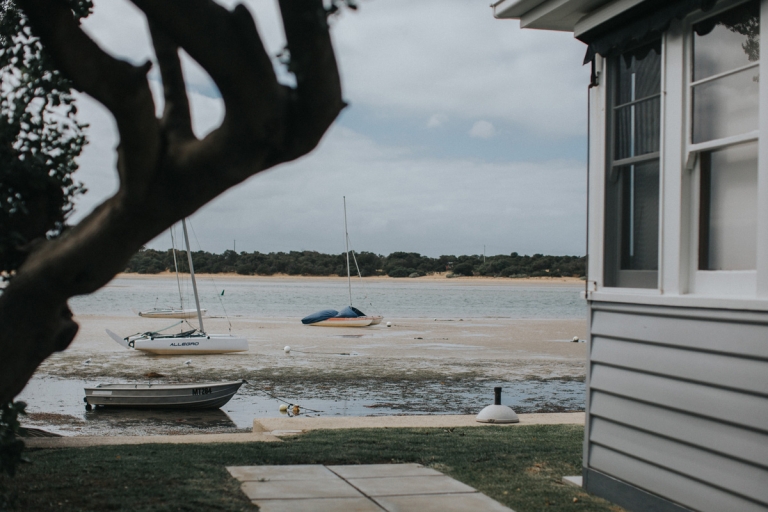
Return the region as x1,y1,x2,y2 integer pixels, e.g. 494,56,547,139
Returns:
343,196,352,306
170,225,185,312
245,384,325,413
346,232,380,315
188,220,233,331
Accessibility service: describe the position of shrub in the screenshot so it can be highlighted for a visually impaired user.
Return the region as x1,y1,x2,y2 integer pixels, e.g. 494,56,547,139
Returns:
1,401,26,477
452,262,474,276
388,267,410,278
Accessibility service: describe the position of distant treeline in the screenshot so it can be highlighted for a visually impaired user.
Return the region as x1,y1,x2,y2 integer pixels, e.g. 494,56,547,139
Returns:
126,249,586,278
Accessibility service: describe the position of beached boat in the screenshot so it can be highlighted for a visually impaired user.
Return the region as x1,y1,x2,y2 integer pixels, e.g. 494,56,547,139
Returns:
107,329,248,354
302,198,384,327
302,306,375,327
138,307,206,319
108,219,248,354
83,380,243,410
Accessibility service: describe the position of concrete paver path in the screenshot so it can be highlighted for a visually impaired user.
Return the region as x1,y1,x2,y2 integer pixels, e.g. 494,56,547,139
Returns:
227,463,515,511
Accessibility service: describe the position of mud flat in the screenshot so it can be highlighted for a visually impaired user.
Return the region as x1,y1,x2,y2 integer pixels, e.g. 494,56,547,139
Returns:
19,314,587,436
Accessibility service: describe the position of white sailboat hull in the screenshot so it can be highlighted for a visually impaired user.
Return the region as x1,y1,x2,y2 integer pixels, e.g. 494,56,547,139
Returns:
310,317,374,327
133,334,248,355
138,308,207,319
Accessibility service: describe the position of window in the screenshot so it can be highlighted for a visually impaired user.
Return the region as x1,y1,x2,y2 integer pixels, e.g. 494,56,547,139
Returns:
604,43,662,288
691,1,759,273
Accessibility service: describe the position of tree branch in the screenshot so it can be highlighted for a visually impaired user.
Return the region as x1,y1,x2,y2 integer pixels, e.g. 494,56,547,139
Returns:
148,21,193,143
130,0,283,145
274,0,345,163
17,0,160,195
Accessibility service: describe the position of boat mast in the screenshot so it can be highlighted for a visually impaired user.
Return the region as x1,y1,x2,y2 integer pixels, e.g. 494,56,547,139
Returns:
170,227,185,312
344,196,352,306
182,219,205,332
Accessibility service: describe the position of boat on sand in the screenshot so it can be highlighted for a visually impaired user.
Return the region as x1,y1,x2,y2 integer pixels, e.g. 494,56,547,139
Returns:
302,306,378,327
137,307,207,319
83,380,243,410
107,219,247,354
302,198,384,327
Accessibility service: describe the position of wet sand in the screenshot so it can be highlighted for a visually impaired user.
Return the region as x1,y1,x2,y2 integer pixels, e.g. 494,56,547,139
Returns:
20,315,586,434
45,314,586,383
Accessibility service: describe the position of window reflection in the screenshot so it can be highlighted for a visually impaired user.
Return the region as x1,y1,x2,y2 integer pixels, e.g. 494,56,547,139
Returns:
693,1,759,81
605,42,661,288
692,1,759,143
699,143,757,271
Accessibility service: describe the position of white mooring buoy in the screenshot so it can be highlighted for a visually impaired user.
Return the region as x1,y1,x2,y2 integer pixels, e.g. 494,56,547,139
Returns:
284,346,291,354
476,387,519,424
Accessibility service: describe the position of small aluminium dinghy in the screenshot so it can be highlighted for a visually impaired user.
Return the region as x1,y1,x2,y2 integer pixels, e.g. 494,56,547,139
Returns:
83,380,243,410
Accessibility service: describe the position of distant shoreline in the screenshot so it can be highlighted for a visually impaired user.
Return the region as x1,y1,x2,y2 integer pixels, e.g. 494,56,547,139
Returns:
114,271,585,285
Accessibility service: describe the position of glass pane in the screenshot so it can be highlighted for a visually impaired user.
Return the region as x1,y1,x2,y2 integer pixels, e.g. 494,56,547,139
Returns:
614,106,632,160
634,96,660,156
616,46,661,105
634,50,662,99
702,143,757,270
614,97,660,160
693,0,759,81
692,66,759,143
620,160,659,271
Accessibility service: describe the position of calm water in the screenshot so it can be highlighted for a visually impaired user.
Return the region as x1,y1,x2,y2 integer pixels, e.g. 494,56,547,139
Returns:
19,377,584,435
70,276,586,319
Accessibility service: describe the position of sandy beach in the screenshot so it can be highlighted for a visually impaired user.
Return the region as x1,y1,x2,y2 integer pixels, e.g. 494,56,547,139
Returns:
115,271,586,285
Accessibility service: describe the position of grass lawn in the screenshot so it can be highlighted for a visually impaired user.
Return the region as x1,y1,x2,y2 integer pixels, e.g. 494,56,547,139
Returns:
0,424,624,512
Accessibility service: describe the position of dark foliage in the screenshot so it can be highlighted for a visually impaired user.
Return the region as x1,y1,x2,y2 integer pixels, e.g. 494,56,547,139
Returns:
0,0,90,274
0,401,25,477
125,248,586,278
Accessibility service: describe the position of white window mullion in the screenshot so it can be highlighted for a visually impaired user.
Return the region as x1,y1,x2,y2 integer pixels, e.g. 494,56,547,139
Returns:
661,23,685,295
757,0,768,297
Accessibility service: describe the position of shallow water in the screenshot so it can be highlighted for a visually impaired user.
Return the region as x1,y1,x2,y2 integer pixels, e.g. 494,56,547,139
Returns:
18,376,585,436
70,277,586,320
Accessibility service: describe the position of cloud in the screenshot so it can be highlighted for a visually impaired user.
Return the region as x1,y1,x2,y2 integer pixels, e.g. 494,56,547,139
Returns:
426,114,448,128
67,0,589,257
164,125,586,257
469,120,495,138
79,0,590,137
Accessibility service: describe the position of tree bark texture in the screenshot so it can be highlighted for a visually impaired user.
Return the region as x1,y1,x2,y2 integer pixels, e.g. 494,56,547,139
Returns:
0,0,345,404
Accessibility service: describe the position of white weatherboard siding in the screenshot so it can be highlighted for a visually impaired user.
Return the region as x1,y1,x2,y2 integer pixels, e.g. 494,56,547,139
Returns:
585,302,768,511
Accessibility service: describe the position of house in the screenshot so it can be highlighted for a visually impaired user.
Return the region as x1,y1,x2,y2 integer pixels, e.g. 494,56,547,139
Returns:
493,0,768,511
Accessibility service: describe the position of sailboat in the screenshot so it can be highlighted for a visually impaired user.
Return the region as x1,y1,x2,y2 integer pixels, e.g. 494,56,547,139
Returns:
302,198,384,327
137,226,207,319
107,219,248,354
137,307,206,319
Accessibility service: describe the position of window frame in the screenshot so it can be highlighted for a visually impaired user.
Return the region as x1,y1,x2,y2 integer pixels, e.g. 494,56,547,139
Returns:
684,0,761,297
603,42,664,290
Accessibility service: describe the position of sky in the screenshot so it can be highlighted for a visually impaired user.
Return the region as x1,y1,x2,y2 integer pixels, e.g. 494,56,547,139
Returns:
70,0,591,257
